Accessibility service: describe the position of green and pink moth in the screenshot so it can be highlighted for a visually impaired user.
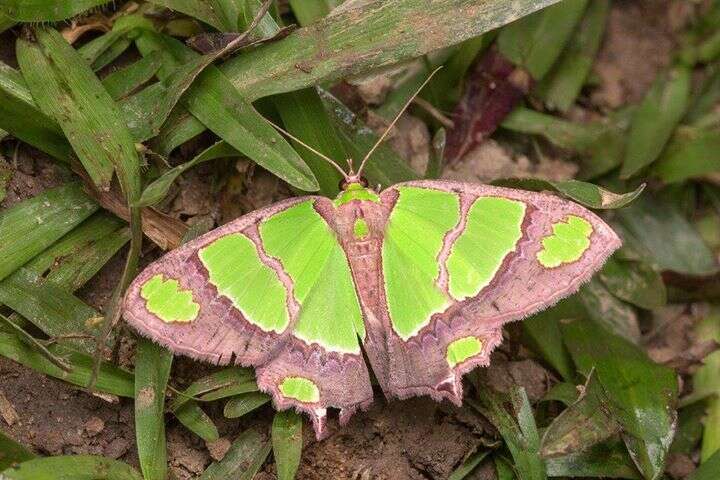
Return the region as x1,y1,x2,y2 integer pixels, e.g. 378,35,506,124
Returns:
122,79,621,439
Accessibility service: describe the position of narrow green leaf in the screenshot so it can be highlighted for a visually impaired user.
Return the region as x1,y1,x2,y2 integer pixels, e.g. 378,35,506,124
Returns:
492,178,644,210
541,382,579,407
134,340,173,480
273,88,347,196
224,392,271,418
272,410,303,480
685,63,720,124
222,0,563,101
0,183,98,283
598,256,666,310
653,127,720,183
199,429,271,480
561,318,679,480
91,38,132,72
19,27,142,203
621,65,692,179
535,0,609,112
175,401,220,442
689,450,720,480
170,367,255,411
288,0,340,26
497,0,589,80
501,107,629,180
0,455,142,480
615,194,718,276
522,300,579,381
102,52,162,101
0,430,36,471
545,439,642,479
147,0,231,31
0,1,111,21
540,372,621,458
0,332,134,398
692,309,720,462
448,449,491,480
137,141,239,207
670,402,706,455
0,13,14,33
470,388,546,480
0,62,72,162
579,277,641,343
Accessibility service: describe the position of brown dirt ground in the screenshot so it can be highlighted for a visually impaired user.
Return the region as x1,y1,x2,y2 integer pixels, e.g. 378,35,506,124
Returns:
0,1,706,479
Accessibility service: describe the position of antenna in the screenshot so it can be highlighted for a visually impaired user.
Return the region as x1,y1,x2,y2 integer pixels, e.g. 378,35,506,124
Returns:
264,118,350,179
355,66,442,177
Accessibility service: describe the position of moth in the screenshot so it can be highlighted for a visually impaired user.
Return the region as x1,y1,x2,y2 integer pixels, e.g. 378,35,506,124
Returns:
122,76,621,438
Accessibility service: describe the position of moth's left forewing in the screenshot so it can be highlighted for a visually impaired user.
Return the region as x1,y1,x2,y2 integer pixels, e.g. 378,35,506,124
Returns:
377,180,621,403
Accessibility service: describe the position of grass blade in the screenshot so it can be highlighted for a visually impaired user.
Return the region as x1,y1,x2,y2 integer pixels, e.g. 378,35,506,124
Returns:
272,410,303,480
170,367,255,411
134,340,173,480
561,318,679,479
224,392,271,418
652,127,720,183
0,332,134,398
199,429,271,480
0,183,98,283
689,450,720,480
175,401,220,442
0,430,36,471
0,455,142,480
620,65,692,179
0,1,111,21
545,439,642,479
691,309,720,462
102,52,162,101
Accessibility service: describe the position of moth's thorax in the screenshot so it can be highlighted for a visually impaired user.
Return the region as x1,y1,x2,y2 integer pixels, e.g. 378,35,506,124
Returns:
330,183,387,247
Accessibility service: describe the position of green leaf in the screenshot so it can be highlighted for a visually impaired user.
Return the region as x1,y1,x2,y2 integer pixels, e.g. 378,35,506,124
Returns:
534,0,609,112
545,439,642,479
0,332,134,397
137,141,239,207
540,372,621,458
222,0,563,101
0,183,98,283
102,52,163,101
0,62,72,162
273,88,348,196
561,318,679,480
501,107,629,180
0,430,36,471
492,178,645,210
652,127,720,183
497,0,589,80
199,429,272,480
620,65,692,179
17,27,140,194
288,0,341,26
522,300,578,381
224,392,271,418
134,340,173,480
0,455,142,480
0,1,111,21
448,449,491,480
170,367,256,411
272,410,303,480
470,388,546,480
598,256,666,310
615,194,718,276
689,450,720,480
147,0,234,31
175,401,220,442
670,402,706,455
691,309,720,462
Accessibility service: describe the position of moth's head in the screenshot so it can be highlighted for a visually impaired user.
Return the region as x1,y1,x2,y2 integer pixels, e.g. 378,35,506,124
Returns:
339,172,368,191
333,175,379,207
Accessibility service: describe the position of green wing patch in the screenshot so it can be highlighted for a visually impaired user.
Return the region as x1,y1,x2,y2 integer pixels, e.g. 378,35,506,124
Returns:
446,336,483,367
446,197,526,300
260,200,365,353
279,377,320,403
140,274,199,323
382,187,460,340
537,215,593,268
199,233,290,333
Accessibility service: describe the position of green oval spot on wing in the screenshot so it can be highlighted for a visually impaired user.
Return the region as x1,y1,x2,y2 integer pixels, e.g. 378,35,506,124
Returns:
279,376,320,403
140,274,199,323
446,336,483,368
447,197,526,300
383,187,460,340
353,218,369,239
260,201,364,353
537,215,593,268
199,233,289,333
